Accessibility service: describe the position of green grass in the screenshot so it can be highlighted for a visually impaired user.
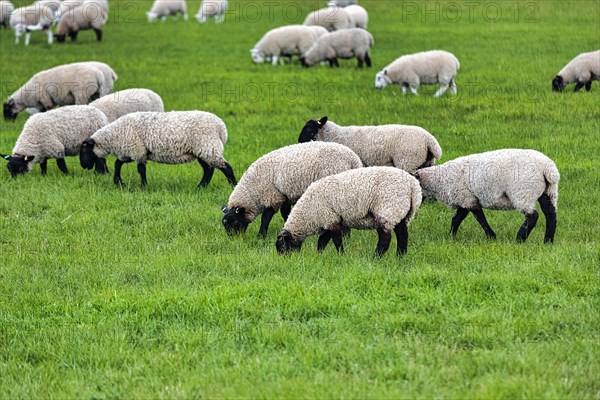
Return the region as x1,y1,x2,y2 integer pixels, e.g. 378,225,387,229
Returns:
1,0,599,398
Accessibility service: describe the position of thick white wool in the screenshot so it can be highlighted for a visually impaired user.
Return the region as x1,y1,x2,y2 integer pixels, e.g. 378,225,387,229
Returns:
90,89,164,122
302,28,373,66
303,6,353,31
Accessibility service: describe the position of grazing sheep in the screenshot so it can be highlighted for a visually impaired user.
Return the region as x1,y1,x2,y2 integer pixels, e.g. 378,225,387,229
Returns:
196,0,227,23
3,63,107,121
251,25,328,65
345,4,368,28
300,27,373,68
90,89,164,122
71,61,117,97
276,167,422,257
0,1,14,28
147,0,188,22
34,0,61,21
54,4,106,42
222,142,362,237
1,106,109,176
375,50,460,97
303,6,353,31
79,111,236,188
299,116,442,173
9,3,55,45
552,50,600,92
414,149,559,243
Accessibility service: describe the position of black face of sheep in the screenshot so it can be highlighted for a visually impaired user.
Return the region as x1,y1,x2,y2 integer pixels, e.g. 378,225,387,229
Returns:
299,57,308,68
221,206,250,235
275,231,303,254
54,34,67,43
298,116,328,143
2,154,33,177
3,99,17,121
80,139,98,170
552,76,565,92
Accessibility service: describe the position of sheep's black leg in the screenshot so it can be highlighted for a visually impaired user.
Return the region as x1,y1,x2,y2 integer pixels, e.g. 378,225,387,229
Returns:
56,158,69,175
258,207,275,238
538,194,557,244
280,201,292,221
70,31,78,42
471,209,497,239
217,162,237,187
516,210,538,243
331,229,344,254
197,159,215,187
450,207,470,237
317,230,332,252
357,57,364,68
40,159,47,175
365,52,372,68
137,163,147,186
332,58,339,68
585,81,592,91
341,226,351,238
394,219,408,256
94,28,102,41
94,157,109,174
573,81,585,92
114,159,125,185
328,58,335,67
374,227,392,258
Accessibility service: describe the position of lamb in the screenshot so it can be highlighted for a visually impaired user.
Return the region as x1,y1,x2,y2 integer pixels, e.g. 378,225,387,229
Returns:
54,4,107,42
0,1,14,29
1,105,109,176
221,142,362,238
196,0,227,23
375,50,461,97
251,25,328,65
9,3,55,45
79,111,237,188
345,5,368,29
276,167,422,258
414,149,560,243
3,63,107,121
298,116,442,174
90,89,164,122
147,0,188,22
300,28,374,68
303,6,354,31
552,50,600,92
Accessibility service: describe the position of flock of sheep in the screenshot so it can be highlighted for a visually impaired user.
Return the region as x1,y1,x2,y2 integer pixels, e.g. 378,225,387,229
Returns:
1,1,599,257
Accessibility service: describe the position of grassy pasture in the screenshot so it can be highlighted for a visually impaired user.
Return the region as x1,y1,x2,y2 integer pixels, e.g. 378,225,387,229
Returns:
0,0,599,397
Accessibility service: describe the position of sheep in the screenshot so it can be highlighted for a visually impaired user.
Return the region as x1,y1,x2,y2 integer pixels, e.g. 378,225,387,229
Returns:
54,4,106,42
3,63,107,121
251,25,328,65
414,149,560,244
59,0,108,19
196,0,227,23
79,111,237,188
9,3,55,45
147,0,188,22
345,5,367,29
300,27,373,68
34,1,61,21
221,142,362,238
276,167,422,258
1,105,109,176
327,0,357,6
70,61,118,97
298,116,442,174
90,89,164,123
303,6,354,31
0,1,14,29
375,50,461,97
552,50,600,92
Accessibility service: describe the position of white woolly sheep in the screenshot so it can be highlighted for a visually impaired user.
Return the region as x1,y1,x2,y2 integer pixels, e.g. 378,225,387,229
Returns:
70,61,118,97
79,111,237,188
34,1,61,21
9,3,55,45
3,63,107,121
552,50,600,92
251,25,328,65
345,5,367,29
221,142,362,237
196,0,227,23
147,0,188,22
276,167,422,258
327,0,357,6
1,105,109,176
414,149,560,243
303,6,354,31
58,0,108,19
300,27,373,68
54,4,106,42
299,116,442,174
90,89,164,123
375,50,461,97
0,1,14,29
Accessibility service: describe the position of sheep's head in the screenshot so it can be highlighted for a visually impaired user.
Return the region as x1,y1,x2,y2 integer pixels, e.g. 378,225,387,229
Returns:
552,76,565,92
375,70,391,89
2,154,34,177
146,11,158,22
3,99,18,121
79,139,98,170
299,56,310,68
250,48,265,63
275,230,302,254
221,205,250,235
298,116,327,143
54,33,67,43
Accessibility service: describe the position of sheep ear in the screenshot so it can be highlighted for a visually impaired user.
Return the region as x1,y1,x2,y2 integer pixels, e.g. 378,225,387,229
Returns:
1,154,11,161
318,116,328,126
221,205,229,213
234,207,245,215
383,69,388,75
24,155,34,162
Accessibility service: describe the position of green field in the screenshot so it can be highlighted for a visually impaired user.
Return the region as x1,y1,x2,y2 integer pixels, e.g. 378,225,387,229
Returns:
1,0,599,397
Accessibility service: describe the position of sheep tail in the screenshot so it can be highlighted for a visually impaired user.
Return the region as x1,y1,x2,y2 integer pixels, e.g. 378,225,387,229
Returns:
428,136,442,164
543,162,560,207
406,183,422,225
